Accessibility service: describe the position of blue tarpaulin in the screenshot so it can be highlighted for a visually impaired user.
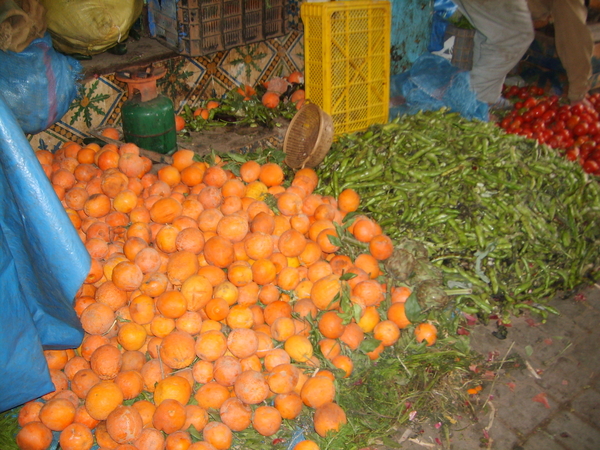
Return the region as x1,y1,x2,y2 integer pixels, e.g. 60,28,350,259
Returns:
389,54,489,122
0,95,90,412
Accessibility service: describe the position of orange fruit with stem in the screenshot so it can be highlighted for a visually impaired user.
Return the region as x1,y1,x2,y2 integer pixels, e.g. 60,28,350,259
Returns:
293,440,320,450
105,405,143,444
373,319,401,347
415,322,438,346
234,370,270,405
369,234,394,260
85,381,124,421
284,334,313,363
261,91,280,109
219,397,252,432
153,399,187,434
213,355,243,387
252,405,282,437
159,330,197,369
165,430,193,450
387,302,412,329
203,421,233,450
194,382,231,410
195,329,228,362
59,422,94,450
16,422,53,450
39,398,76,431
153,374,192,406
134,427,165,450
274,392,304,420
300,375,335,409
313,402,347,437
194,108,209,120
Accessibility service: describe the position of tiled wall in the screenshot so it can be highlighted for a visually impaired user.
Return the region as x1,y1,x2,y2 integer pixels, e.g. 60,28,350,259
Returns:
28,0,305,153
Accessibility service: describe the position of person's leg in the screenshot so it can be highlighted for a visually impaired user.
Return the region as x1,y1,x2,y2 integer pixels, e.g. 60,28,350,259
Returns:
453,0,534,104
551,0,593,102
527,0,551,24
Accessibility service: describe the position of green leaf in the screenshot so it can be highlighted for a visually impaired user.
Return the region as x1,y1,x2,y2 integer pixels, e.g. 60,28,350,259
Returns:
525,345,534,357
188,425,203,441
340,272,358,281
227,152,248,163
328,234,343,247
352,303,363,323
404,289,425,323
359,337,382,353
342,211,360,227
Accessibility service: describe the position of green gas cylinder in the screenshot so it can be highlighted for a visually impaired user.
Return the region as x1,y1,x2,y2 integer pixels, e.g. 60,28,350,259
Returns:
116,65,177,155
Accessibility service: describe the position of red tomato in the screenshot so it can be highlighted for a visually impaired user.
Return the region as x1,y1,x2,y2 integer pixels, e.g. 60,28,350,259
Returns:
583,159,599,174
566,116,581,130
547,138,561,148
531,120,546,132
558,111,572,122
542,110,556,122
571,103,585,115
522,110,535,122
507,85,520,97
588,122,600,136
556,129,572,141
590,148,600,162
518,88,530,100
573,122,590,136
580,142,595,159
524,97,537,109
566,148,580,161
575,136,591,146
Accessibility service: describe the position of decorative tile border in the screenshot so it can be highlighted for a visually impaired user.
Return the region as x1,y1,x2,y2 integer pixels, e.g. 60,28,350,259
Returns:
29,30,304,152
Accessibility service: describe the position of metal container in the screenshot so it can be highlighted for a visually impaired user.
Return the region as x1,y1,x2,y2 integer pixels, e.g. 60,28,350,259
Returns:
116,65,177,155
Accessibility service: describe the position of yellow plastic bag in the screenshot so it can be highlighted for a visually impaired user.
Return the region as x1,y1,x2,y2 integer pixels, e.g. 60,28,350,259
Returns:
39,0,143,55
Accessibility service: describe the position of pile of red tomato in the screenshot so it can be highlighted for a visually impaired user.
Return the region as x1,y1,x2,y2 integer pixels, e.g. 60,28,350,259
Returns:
497,85,600,175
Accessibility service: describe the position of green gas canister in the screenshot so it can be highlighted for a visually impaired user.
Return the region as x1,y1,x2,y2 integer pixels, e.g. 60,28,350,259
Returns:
116,65,177,155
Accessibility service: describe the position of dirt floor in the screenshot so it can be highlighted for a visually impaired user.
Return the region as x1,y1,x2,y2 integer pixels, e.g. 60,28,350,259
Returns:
176,121,289,158
366,283,600,450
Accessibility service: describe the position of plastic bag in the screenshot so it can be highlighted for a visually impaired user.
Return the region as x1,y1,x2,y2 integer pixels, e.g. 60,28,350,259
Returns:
389,54,489,122
428,0,458,52
0,95,89,412
40,0,143,55
0,32,81,135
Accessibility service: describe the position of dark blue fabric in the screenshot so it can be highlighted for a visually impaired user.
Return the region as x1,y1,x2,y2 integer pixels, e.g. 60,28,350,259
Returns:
0,33,81,135
0,96,89,412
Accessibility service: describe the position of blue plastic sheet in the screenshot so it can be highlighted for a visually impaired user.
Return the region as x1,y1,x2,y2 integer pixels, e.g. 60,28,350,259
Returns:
0,96,90,413
428,0,458,52
389,54,489,122
0,33,81,135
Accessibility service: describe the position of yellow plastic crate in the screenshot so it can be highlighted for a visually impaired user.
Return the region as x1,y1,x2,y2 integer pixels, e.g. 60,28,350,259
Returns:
301,0,391,136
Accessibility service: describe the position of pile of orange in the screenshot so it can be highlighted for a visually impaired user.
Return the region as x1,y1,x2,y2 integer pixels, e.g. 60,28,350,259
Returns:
16,143,432,450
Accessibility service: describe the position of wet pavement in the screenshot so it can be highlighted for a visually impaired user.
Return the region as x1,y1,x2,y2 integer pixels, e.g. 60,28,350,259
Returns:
381,283,600,449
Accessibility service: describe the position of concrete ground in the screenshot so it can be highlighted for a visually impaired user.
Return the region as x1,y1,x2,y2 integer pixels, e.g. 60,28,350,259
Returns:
379,283,600,450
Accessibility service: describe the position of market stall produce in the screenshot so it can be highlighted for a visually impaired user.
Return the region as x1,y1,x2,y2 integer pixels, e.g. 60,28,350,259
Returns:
3,140,471,450
318,108,600,322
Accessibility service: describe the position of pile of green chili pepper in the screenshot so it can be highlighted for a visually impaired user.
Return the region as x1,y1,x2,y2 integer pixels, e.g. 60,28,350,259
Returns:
316,109,600,321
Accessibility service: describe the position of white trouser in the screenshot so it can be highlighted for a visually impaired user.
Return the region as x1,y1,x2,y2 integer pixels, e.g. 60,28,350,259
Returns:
453,0,535,104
